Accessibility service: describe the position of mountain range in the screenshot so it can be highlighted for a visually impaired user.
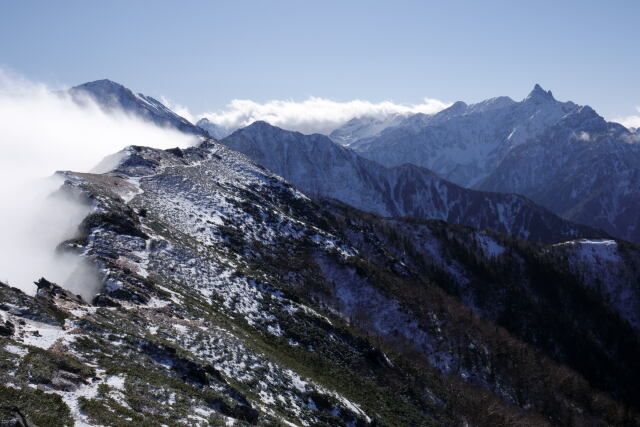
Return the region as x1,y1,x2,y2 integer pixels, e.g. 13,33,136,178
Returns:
4,137,639,425
221,121,603,243
2,79,638,426
332,85,640,242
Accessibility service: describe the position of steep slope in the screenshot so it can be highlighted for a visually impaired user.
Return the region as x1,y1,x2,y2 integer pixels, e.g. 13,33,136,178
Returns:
348,85,576,187
2,139,639,425
70,79,208,137
478,106,640,242
322,201,640,413
221,121,604,244
549,238,640,328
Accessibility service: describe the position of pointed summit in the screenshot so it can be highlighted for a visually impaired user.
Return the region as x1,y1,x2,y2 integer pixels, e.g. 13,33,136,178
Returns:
69,79,207,137
525,84,555,103
439,100,468,116
77,79,125,90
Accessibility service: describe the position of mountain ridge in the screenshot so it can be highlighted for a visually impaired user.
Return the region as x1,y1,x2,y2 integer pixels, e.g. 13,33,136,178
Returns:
333,84,640,242
1,132,639,425
221,121,606,244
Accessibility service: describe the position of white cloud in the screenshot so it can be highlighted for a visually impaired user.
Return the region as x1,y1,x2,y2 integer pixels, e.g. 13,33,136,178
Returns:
613,106,640,129
160,95,195,123
198,96,451,135
0,69,197,299
577,131,591,141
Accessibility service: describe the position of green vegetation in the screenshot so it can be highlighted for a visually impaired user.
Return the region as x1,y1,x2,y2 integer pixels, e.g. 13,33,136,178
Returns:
0,384,73,426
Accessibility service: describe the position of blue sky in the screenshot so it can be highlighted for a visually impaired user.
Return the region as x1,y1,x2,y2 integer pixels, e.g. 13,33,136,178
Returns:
1,0,638,120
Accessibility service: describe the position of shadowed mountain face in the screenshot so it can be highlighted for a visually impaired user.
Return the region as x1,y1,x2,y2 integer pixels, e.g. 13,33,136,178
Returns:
69,79,208,137
221,121,604,244
476,107,640,242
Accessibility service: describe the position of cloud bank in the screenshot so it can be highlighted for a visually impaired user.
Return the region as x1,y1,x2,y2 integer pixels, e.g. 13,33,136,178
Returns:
613,106,640,130
198,96,451,135
0,70,197,299
160,95,196,123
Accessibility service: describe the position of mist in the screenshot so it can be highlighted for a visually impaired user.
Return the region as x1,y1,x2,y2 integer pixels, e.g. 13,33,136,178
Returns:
613,106,640,130
0,70,197,300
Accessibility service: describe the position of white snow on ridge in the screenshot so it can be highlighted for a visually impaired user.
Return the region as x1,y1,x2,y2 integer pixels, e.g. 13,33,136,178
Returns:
18,320,67,350
554,238,618,263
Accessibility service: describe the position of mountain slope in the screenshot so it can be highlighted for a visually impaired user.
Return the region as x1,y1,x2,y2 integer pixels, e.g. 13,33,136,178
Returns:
341,85,640,243
196,117,233,139
478,105,640,242
221,121,604,244
1,139,639,426
70,79,208,137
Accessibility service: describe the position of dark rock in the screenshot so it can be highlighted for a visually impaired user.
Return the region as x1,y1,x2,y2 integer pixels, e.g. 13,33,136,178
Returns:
364,346,394,369
107,287,150,305
34,278,84,304
204,365,227,384
165,147,184,158
81,212,148,240
92,294,122,308
51,376,78,392
0,320,14,336
231,404,259,424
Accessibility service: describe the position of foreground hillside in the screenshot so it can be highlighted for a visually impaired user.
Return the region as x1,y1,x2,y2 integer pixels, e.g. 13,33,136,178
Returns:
1,139,639,426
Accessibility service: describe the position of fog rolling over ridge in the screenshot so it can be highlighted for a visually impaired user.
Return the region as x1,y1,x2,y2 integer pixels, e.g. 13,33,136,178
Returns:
0,70,198,297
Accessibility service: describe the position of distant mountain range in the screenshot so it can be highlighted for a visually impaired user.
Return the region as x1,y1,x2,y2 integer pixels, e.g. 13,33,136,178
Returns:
71,80,606,243
330,85,640,242
334,85,580,187
221,121,604,243
70,79,640,243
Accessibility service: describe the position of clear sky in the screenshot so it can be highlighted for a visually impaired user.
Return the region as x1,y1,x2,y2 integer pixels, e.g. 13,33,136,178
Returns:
1,0,639,119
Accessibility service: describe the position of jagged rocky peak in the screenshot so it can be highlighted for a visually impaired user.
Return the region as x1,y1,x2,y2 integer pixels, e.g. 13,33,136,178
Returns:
34,277,83,303
344,83,587,187
525,83,556,103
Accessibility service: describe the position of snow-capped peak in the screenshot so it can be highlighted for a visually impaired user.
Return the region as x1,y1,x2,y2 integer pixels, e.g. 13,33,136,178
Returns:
70,79,207,137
